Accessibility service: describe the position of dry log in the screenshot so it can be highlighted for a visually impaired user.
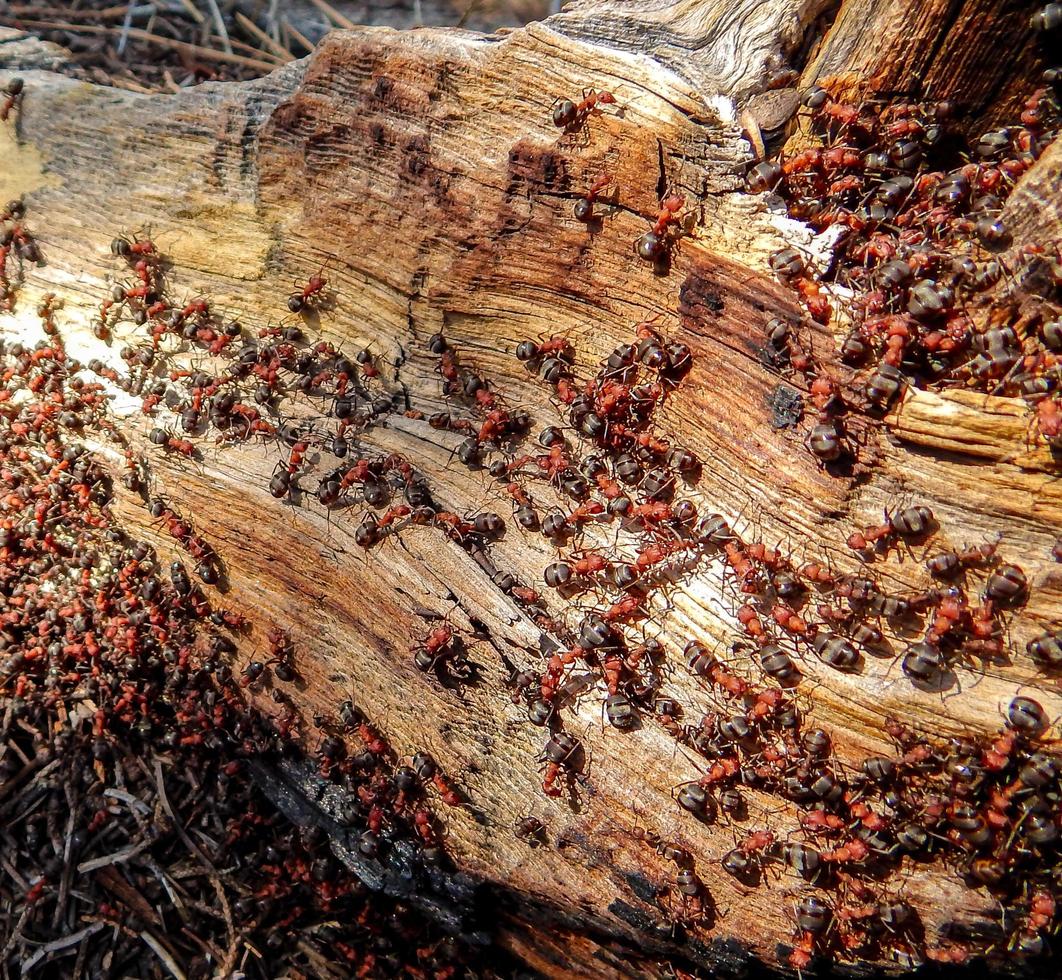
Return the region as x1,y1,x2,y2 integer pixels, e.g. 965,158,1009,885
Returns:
1,0,1061,975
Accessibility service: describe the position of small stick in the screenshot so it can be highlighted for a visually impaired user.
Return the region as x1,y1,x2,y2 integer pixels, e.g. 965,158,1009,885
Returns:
175,0,206,25
77,840,151,874
140,931,188,980
305,0,356,30
116,3,134,55
52,783,77,930
282,18,315,53
0,18,281,71
20,922,106,973
235,12,294,62
202,0,233,54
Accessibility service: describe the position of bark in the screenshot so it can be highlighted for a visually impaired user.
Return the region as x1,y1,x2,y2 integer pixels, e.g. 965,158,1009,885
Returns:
1,0,1060,975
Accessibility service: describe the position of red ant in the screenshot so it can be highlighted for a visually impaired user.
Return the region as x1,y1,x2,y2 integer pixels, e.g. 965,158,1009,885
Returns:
354,718,389,758
411,622,457,670
923,592,969,646
591,468,624,500
355,347,379,379
590,379,631,418
213,608,250,631
287,441,310,475
710,662,749,698
634,539,693,574
737,604,766,640
574,173,614,222
746,540,785,569
515,334,574,363
820,837,870,865
543,501,604,537
847,801,890,833
735,828,776,860
611,425,670,455
1036,397,1062,445
846,504,933,552
555,377,579,403
671,867,710,924
338,458,374,490
541,731,581,797
723,541,759,593
552,89,617,129
540,645,582,702
801,561,837,588
809,376,841,411
430,771,462,807
771,602,807,635
110,236,158,262
377,505,413,532
504,482,539,528
747,687,785,722
788,924,824,971
149,428,196,458
925,943,972,965
635,195,686,261
688,642,750,698
1,78,23,123
431,510,476,541
675,756,741,811
801,810,847,834
782,147,823,177
651,195,686,238
263,626,299,681
603,594,642,623
412,809,438,847
570,549,610,577
1024,890,1056,937
287,270,328,313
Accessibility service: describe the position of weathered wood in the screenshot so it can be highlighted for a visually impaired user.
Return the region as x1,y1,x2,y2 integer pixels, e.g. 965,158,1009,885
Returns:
801,0,1049,132
1,2,1060,975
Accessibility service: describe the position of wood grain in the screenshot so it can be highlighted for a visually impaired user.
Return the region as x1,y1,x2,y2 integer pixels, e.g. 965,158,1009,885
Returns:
1,4,1060,975
802,0,1049,133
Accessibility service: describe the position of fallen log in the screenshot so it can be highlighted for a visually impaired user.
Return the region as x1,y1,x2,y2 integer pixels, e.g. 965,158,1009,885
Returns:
1,0,1061,975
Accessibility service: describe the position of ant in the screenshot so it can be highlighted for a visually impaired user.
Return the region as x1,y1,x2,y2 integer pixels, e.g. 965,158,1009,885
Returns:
265,626,299,682
552,88,617,130
514,815,546,847
721,828,777,881
847,504,934,554
737,603,767,640
1036,396,1062,446
149,428,196,458
427,770,461,807
287,270,328,313
788,895,832,972
515,334,574,364
723,540,760,593
602,594,643,623
411,621,473,679
356,347,379,379
110,236,158,262
573,174,614,223
673,752,741,818
635,194,686,262
1,78,23,123
670,867,711,924
541,731,582,797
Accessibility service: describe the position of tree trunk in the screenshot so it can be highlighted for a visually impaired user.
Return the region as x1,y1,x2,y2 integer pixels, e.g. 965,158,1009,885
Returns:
1,0,1060,975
